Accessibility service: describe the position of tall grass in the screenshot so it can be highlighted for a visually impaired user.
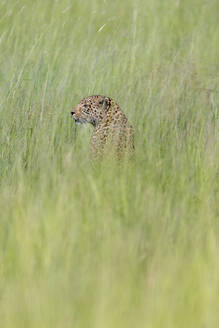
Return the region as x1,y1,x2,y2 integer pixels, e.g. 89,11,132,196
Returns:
0,0,219,326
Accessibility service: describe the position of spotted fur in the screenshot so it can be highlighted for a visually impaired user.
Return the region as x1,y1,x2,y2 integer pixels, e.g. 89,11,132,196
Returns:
71,95,134,160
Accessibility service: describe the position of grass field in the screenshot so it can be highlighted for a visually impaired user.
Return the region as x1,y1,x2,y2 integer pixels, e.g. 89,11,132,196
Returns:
0,0,219,326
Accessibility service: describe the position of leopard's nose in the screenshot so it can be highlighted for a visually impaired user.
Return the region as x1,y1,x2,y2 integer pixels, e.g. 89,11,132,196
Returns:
71,111,75,116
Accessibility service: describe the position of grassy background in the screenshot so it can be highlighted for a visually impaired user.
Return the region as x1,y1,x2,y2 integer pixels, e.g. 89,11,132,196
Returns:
0,0,219,326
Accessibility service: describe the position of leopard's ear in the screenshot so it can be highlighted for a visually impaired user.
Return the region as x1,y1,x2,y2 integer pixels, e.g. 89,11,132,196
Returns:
102,97,111,111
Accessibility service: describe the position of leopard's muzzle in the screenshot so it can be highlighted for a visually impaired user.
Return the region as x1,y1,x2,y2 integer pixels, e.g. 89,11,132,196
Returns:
71,111,86,125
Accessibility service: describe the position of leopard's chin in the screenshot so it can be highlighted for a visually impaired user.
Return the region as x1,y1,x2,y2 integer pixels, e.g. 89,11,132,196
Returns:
74,118,87,125
75,121,82,125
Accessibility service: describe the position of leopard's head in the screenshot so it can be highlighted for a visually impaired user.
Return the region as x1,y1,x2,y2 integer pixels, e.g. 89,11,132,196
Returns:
71,95,111,127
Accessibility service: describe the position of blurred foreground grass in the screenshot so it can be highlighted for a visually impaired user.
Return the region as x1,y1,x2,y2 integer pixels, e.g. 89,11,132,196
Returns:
0,0,219,327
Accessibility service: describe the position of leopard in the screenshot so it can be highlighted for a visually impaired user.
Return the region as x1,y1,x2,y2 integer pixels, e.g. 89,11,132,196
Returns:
70,95,134,160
